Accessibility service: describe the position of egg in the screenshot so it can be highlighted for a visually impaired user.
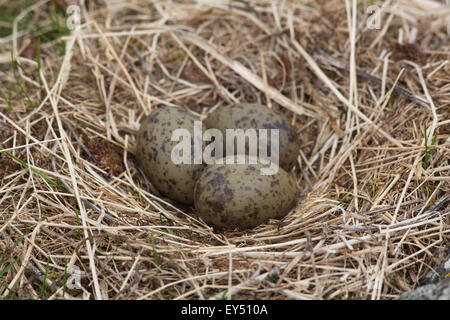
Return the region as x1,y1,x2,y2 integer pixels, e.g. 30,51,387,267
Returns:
136,106,204,205
194,156,298,230
203,103,300,171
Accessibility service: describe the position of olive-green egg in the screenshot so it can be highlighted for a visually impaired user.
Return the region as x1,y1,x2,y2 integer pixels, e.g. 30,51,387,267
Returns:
204,103,300,171
194,156,298,230
136,106,204,205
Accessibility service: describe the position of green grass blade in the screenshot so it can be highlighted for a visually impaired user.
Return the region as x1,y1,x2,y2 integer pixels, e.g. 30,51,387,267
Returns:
0,145,62,189
40,257,50,298
0,258,19,278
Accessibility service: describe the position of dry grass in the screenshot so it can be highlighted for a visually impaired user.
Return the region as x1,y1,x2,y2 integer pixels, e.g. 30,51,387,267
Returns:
0,0,449,300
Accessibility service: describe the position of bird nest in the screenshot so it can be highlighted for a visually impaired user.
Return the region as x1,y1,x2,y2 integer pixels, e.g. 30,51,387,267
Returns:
0,0,449,300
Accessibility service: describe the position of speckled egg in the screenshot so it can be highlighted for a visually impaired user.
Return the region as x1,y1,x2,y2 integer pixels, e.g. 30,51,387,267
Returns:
204,103,300,171
194,156,298,230
136,106,204,205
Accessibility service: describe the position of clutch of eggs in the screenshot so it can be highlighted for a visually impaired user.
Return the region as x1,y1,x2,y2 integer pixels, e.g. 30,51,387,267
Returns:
136,104,300,230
